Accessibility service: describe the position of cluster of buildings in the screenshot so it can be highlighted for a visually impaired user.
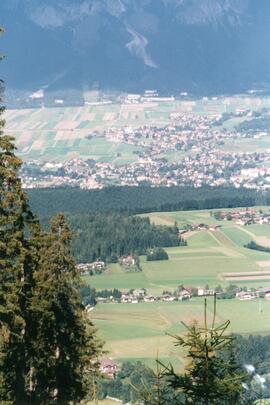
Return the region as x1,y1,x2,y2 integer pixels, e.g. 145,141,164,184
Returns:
213,209,270,226
237,287,270,301
94,285,270,305
78,256,139,277
20,109,270,190
20,149,270,190
124,89,175,103
77,261,106,276
95,286,217,305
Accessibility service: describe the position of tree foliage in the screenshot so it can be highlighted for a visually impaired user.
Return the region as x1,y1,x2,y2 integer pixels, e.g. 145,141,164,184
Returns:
146,247,169,261
30,214,102,403
162,297,249,405
28,186,267,218
69,213,182,262
244,240,270,253
0,30,102,403
0,27,40,402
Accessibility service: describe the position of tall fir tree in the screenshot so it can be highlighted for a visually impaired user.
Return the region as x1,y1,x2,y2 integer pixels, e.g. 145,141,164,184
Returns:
0,28,102,403
31,214,102,403
0,27,40,403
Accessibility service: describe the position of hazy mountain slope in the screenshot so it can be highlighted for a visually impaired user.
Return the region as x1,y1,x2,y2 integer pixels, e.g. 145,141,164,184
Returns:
1,0,270,94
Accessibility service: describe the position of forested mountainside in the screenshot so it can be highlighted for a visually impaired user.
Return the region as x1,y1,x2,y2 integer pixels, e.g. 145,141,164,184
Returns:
28,186,268,218
2,0,270,95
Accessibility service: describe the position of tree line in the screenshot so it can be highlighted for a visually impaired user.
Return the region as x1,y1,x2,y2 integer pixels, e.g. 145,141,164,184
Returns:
245,240,270,253
28,185,269,217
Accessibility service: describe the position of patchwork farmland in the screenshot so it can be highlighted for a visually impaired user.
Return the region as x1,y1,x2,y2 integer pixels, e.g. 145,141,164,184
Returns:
5,95,270,162
85,207,270,367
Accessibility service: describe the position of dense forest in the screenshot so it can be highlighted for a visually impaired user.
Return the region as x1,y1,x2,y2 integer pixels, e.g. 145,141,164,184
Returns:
28,186,268,217
69,213,182,263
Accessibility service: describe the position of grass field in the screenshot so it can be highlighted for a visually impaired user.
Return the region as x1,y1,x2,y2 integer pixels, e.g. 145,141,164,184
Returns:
85,207,270,366
91,298,270,369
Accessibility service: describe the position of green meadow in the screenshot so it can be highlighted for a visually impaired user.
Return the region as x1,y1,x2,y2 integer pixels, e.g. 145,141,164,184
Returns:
92,299,270,369
85,207,270,365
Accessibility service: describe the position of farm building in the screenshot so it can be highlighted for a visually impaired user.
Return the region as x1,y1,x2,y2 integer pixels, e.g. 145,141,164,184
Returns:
259,287,270,300
237,291,255,301
120,256,135,266
100,358,119,379
179,287,192,301
144,295,155,302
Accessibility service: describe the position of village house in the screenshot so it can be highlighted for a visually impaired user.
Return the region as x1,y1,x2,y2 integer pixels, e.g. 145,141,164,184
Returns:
191,223,208,231
209,224,222,231
121,255,135,266
237,291,255,300
100,358,119,379
77,265,89,276
121,294,132,304
77,261,105,275
259,287,270,300
179,286,192,301
90,260,106,270
161,294,175,302
144,295,155,302
132,288,146,298
197,287,215,296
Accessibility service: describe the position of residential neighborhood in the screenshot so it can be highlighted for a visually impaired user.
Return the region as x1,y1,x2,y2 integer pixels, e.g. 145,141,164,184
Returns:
85,285,270,306
19,105,270,191
212,208,270,226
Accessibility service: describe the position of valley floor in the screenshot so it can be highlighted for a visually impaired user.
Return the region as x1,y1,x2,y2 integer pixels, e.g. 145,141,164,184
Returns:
85,207,270,367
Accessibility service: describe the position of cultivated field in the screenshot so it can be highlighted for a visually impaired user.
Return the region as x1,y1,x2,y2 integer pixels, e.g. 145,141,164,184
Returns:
5,95,270,162
86,207,270,367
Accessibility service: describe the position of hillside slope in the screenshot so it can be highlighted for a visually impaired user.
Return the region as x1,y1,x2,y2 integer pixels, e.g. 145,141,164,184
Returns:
1,0,270,94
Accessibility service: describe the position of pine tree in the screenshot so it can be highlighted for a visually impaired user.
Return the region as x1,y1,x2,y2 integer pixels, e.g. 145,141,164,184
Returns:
0,27,40,403
131,360,181,405
163,296,250,405
31,214,102,403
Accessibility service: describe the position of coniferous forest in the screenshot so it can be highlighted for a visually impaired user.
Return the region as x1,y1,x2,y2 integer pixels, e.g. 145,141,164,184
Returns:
69,213,184,263
28,186,269,218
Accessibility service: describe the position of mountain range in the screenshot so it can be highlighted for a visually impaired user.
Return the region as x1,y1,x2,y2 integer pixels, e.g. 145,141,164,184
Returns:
1,0,270,95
